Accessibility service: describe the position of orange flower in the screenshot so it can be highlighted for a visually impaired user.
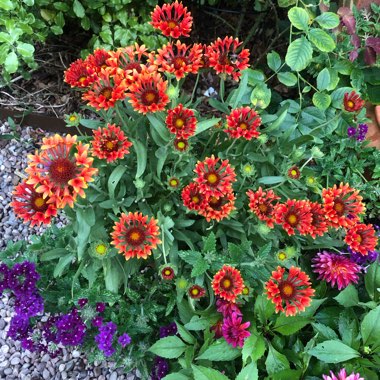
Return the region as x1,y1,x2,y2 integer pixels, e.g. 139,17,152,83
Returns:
188,285,206,299
194,155,236,198
25,135,98,209
127,71,169,114
322,183,365,228
308,201,328,238
287,166,301,179
265,266,315,316
82,68,128,110
212,265,244,303
247,187,280,228
166,104,197,139
155,41,202,80
11,180,57,227
205,37,250,81
111,212,161,260
64,58,95,88
150,0,193,38
274,199,312,236
85,48,112,73
198,192,236,222
345,223,378,256
344,91,365,112
181,183,208,211
225,107,261,140
92,124,132,163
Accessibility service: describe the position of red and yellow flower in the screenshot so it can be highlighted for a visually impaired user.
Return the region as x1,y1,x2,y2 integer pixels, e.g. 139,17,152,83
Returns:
345,223,378,256
85,48,112,73
198,192,236,222
107,44,149,73
111,212,161,260
212,265,244,303
82,68,128,110
274,199,313,236
247,187,280,228
150,0,193,38
265,266,315,316
287,166,301,179
194,155,236,198
321,183,365,228
225,107,261,140
188,285,206,299
166,104,197,139
205,37,250,81
173,138,189,152
155,41,202,80
11,180,57,226
307,201,329,238
161,266,175,280
181,183,208,211
25,135,98,209
64,58,95,88
92,124,132,163
127,71,169,114
343,91,365,112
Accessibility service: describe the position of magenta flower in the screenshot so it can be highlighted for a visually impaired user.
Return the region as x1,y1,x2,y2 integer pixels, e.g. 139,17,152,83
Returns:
323,368,364,380
312,251,361,290
222,312,250,348
216,298,242,317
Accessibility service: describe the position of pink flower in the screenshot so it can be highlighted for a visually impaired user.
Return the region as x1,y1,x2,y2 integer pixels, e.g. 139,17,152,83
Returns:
222,312,250,348
312,251,361,290
323,368,364,380
216,298,242,317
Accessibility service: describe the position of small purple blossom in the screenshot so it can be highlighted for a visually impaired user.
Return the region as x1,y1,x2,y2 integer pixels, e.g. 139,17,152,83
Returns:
349,246,379,266
56,309,86,346
78,298,88,308
96,302,106,313
7,314,31,340
8,262,40,297
118,333,132,348
92,316,103,328
15,293,44,318
42,316,59,344
347,127,357,137
95,322,117,357
159,322,177,338
151,357,169,380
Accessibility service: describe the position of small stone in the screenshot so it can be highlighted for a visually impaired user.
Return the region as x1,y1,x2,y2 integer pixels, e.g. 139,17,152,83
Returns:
0,319,5,330
41,353,50,362
59,364,65,372
1,345,9,354
0,360,9,368
72,350,81,358
4,368,12,375
10,357,20,365
94,367,101,376
61,371,67,380
42,369,50,379
65,360,74,372
110,371,118,380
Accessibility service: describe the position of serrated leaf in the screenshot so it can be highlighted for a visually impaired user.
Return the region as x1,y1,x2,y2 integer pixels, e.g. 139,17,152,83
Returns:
311,323,338,340
242,333,266,365
317,68,330,91
334,285,359,307
288,7,310,31
285,37,313,72
149,336,187,359
192,365,230,380
315,12,340,29
308,28,336,52
267,51,282,72
203,232,216,252
273,314,312,335
265,344,290,375
185,316,210,331
308,340,360,363
277,72,297,86
236,362,258,380
312,92,331,110
197,339,241,361
191,258,209,277
175,322,196,344
178,250,202,266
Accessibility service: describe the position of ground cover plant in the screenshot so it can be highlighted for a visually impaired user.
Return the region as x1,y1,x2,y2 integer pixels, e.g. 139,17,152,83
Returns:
1,0,380,379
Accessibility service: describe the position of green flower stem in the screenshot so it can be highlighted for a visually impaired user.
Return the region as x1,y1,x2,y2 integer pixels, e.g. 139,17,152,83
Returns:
161,228,167,265
190,72,200,104
219,76,225,103
300,156,313,171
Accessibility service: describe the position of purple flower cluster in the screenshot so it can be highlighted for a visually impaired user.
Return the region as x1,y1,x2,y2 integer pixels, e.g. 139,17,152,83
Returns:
347,124,368,141
348,246,379,266
151,357,169,380
118,333,132,348
56,309,87,346
95,322,117,357
159,322,177,338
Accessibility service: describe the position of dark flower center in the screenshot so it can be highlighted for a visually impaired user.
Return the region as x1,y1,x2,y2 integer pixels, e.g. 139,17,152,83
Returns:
286,213,298,226
101,87,113,100
125,62,141,72
205,172,219,186
49,158,76,185
173,57,188,69
142,90,159,105
333,199,345,216
220,277,232,290
239,122,248,130
125,227,145,246
258,203,268,213
279,281,294,299
167,20,177,29
102,139,118,152
31,194,48,212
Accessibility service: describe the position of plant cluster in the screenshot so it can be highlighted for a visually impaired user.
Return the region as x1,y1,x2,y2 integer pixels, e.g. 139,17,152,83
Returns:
2,1,380,379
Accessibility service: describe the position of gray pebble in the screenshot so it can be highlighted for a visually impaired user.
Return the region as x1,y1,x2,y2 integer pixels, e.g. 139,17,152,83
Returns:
110,371,118,380
10,356,20,365
42,368,50,379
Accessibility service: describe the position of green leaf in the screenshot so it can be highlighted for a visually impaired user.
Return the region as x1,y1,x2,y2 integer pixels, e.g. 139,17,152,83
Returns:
197,339,241,361
258,176,285,185
4,51,18,74
312,92,331,110
79,118,102,129
334,285,359,307
162,374,190,380
311,323,339,340
277,72,297,86
317,68,330,91
308,28,336,52
178,250,202,266
175,322,196,344
53,254,74,277
254,294,275,323
185,316,210,331
191,258,209,277
250,83,271,109
192,365,230,380
236,362,258,380
0,0,14,10
203,232,216,252
278,0,296,7
148,114,171,145
133,139,147,178
267,51,282,72
194,118,221,136
103,258,122,293
264,104,289,132
315,12,340,29
107,165,127,198
365,262,380,301
242,334,266,365
149,336,187,359
273,314,312,335
271,369,303,380
73,0,85,18
265,344,290,375
308,340,360,363
285,37,313,72
16,42,34,58
231,70,248,108
288,7,310,31
41,248,69,261
361,305,380,348
99,30,113,45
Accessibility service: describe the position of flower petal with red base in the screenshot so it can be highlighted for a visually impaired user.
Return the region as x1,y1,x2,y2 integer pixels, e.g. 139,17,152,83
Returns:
211,265,244,303
344,91,365,112
308,201,329,238
166,104,197,139
198,192,236,222
181,183,208,211
85,48,112,73
225,107,261,140
345,223,378,256
64,58,95,88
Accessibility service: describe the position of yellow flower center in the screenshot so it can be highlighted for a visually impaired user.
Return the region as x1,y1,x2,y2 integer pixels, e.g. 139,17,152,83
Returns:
101,88,112,100
242,286,249,295
239,122,248,130
334,203,344,213
288,214,298,225
175,118,185,129
164,269,172,276
282,284,294,296
34,197,45,208
169,179,178,187
95,244,107,255
278,252,287,261
69,115,77,122
105,141,115,150
177,141,185,149
79,76,86,83
145,92,156,102
130,231,141,241
307,177,315,184
222,279,232,289
207,173,218,184
192,196,199,204
209,196,219,205
244,165,252,173
168,20,177,29
258,203,268,212
291,170,297,176
191,288,199,296
356,235,362,243
347,100,354,108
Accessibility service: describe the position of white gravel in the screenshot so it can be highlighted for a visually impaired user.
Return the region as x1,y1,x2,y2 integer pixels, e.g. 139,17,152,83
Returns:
0,121,139,379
